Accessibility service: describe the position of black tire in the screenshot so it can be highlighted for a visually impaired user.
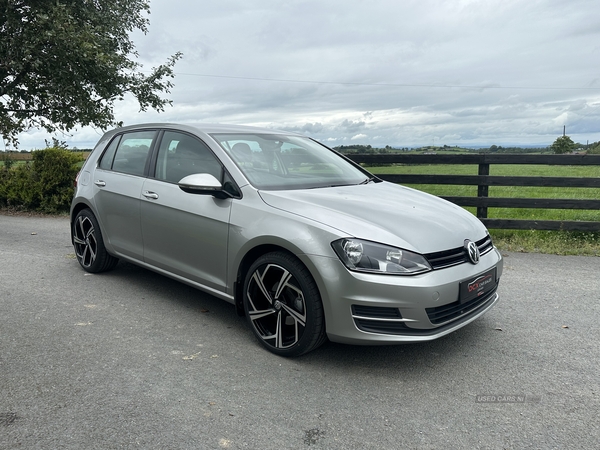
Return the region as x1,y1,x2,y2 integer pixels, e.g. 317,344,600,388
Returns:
243,251,326,357
72,209,119,273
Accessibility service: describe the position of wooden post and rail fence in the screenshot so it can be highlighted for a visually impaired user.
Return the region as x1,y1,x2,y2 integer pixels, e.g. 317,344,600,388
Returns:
346,153,600,232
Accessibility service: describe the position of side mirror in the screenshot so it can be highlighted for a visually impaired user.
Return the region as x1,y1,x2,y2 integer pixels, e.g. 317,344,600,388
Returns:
178,173,231,199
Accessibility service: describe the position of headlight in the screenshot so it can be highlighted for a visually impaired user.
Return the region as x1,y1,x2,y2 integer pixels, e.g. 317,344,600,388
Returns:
332,238,431,275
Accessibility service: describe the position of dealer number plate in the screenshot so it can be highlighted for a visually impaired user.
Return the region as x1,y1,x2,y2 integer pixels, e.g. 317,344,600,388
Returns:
460,268,497,304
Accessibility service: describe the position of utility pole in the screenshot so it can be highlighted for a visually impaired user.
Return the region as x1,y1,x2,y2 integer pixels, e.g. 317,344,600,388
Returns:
563,125,566,136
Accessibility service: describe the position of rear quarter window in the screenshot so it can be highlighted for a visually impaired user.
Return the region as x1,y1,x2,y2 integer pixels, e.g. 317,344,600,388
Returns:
98,136,120,170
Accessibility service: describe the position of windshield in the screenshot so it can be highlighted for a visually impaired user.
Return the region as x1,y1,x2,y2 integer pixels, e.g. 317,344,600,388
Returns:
211,133,371,190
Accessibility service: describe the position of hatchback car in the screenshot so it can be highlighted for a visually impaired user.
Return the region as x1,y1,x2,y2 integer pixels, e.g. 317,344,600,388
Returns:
71,123,503,356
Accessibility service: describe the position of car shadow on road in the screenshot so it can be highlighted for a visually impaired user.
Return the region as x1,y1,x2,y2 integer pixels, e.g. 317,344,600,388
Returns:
96,260,500,380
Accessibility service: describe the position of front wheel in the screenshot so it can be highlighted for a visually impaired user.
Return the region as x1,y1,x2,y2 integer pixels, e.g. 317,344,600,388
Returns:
72,209,119,273
243,252,326,357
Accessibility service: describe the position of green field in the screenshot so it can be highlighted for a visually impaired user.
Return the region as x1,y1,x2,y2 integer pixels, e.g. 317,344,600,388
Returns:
0,160,29,168
1,152,88,169
367,164,600,255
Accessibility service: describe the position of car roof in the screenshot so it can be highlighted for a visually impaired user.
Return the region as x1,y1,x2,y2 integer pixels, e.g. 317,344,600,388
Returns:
105,123,301,137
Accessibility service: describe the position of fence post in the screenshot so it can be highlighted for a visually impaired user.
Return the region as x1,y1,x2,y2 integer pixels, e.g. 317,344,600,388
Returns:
477,162,490,219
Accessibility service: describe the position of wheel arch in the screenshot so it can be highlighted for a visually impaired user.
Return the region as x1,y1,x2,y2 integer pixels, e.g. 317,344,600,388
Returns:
70,201,115,260
233,243,325,320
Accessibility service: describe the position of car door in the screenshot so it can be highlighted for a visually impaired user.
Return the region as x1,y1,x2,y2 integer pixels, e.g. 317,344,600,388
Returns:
92,130,156,260
140,131,232,293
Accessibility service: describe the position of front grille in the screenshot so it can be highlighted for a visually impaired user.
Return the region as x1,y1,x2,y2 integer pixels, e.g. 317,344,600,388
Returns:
426,288,497,325
351,305,409,334
425,236,494,270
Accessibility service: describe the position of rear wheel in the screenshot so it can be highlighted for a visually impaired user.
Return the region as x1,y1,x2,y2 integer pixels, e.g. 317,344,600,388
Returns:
243,251,326,356
72,209,119,273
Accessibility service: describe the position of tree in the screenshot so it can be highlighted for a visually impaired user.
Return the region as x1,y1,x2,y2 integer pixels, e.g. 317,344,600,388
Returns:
588,141,600,154
550,135,576,154
0,0,182,147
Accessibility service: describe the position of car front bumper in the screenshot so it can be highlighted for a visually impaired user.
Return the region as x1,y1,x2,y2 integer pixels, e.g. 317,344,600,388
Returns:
301,247,503,345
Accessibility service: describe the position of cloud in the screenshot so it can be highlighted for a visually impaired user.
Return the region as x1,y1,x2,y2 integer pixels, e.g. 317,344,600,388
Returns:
12,0,600,149
339,120,366,133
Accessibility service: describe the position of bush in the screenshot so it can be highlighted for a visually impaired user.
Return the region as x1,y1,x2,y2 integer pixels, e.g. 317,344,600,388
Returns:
0,147,82,213
0,152,15,169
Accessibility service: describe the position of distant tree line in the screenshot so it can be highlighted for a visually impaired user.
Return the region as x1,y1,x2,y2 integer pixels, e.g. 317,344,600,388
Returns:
333,144,552,155
334,138,600,155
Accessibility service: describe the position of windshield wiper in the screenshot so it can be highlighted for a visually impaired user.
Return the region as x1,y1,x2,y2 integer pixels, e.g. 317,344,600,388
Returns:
358,176,375,185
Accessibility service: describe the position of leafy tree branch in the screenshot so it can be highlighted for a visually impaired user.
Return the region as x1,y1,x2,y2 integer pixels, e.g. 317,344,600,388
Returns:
0,0,182,146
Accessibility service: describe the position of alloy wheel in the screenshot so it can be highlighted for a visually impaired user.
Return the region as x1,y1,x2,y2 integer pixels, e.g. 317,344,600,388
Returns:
73,215,98,269
246,263,307,349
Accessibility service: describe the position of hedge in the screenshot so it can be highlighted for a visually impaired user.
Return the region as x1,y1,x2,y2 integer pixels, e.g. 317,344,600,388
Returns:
0,148,83,214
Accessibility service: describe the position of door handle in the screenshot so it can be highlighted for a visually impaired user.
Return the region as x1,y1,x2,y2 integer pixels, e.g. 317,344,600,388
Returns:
94,180,106,187
143,191,159,200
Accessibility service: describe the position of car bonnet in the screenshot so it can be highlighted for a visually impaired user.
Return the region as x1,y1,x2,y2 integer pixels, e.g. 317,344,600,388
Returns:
258,181,488,254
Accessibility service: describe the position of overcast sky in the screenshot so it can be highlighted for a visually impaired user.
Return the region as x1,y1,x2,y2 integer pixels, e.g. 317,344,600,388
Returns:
16,0,600,149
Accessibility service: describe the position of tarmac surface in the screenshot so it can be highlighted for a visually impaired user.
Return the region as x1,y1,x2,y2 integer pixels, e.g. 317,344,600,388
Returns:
1,214,599,449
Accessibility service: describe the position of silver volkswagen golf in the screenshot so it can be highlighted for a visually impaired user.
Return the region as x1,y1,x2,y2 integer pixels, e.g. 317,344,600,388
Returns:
71,123,503,356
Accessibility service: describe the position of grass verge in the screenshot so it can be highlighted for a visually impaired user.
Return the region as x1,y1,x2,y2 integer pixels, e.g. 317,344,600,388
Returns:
490,230,600,256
